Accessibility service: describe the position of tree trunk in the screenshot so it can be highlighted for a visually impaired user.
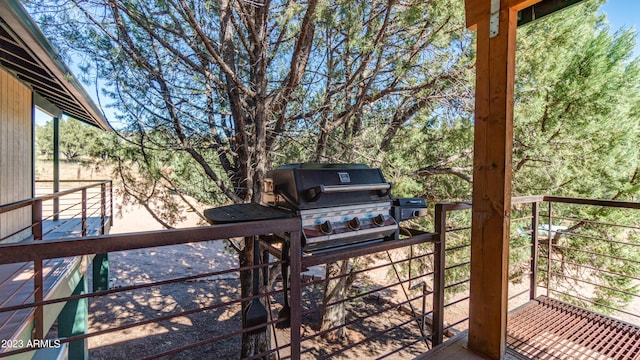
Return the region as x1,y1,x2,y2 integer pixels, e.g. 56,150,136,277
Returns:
320,260,351,341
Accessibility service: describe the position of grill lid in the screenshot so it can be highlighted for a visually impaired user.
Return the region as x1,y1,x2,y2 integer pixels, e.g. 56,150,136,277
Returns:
267,163,393,211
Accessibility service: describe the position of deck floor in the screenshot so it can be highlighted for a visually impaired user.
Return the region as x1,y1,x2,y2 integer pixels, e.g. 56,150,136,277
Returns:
0,217,109,348
417,296,640,360
508,296,640,359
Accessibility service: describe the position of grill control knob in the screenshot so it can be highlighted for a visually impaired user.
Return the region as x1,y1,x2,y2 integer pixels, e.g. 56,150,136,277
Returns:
347,217,361,230
372,214,386,227
319,220,333,234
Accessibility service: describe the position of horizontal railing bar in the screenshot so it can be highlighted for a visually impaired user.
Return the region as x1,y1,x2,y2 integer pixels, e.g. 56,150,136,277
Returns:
444,296,470,309
549,289,640,321
308,273,432,311
443,317,469,332
316,313,423,359
445,243,470,252
543,196,640,209
36,179,112,183
436,196,640,210
445,226,472,233
549,258,640,282
552,244,640,266
509,288,529,301
512,196,545,204
436,201,472,212
0,259,280,313
0,180,111,214
550,215,640,230
444,261,470,272
444,279,470,291
511,215,534,222
26,283,283,356
548,270,640,299
141,314,289,360
301,293,426,342
553,230,640,248
300,254,434,290
0,218,301,264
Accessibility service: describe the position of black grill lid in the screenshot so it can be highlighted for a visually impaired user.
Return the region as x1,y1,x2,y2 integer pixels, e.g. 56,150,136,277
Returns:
268,163,392,210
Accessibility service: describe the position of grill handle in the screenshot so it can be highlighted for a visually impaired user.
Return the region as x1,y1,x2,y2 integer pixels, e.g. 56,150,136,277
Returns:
307,183,392,202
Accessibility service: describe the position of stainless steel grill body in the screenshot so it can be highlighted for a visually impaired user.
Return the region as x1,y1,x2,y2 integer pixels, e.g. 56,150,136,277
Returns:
266,163,398,250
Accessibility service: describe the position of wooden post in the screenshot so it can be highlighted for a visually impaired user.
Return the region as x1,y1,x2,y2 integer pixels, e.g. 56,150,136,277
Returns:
467,1,518,358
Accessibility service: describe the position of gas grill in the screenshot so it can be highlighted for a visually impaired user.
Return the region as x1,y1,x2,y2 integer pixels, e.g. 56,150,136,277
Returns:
265,163,423,250
205,163,428,251
204,163,428,329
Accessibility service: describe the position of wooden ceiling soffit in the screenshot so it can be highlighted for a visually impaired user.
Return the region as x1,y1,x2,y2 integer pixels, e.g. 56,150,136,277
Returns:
0,1,110,131
465,0,585,29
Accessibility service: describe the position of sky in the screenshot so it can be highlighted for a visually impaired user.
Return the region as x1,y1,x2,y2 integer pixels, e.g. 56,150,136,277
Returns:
599,0,640,58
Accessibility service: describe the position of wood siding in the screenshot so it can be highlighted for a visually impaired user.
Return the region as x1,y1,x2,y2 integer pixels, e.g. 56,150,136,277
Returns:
0,67,33,243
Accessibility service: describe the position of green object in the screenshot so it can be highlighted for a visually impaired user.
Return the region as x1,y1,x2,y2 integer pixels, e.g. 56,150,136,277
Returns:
92,253,110,291
58,276,88,360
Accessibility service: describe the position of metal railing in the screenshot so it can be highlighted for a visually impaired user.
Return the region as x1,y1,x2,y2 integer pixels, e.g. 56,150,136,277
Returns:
294,231,437,359
433,195,640,345
0,180,113,341
0,180,113,243
0,195,637,359
0,219,301,359
0,212,439,359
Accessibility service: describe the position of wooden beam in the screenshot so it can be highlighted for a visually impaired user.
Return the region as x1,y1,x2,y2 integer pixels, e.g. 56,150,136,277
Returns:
467,1,518,359
465,0,544,28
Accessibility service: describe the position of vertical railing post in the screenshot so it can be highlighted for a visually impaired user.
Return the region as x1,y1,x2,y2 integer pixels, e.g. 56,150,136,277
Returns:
53,116,60,221
547,201,553,297
432,203,446,346
81,188,87,237
94,182,111,291
100,183,106,235
109,181,113,227
289,231,302,360
33,197,44,340
32,199,42,241
530,201,540,300
33,258,44,340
